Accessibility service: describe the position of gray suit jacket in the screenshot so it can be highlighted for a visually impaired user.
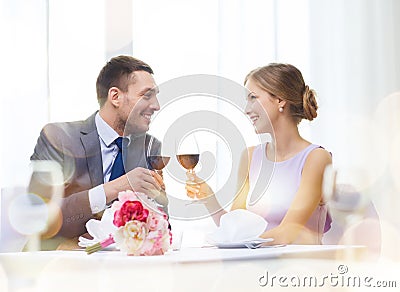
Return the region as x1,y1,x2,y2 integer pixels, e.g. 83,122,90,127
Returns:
30,112,161,238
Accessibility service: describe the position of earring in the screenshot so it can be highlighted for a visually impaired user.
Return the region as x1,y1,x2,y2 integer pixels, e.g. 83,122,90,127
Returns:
279,107,284,113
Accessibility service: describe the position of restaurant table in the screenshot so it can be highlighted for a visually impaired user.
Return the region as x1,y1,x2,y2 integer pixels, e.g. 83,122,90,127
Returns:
1,245,399,292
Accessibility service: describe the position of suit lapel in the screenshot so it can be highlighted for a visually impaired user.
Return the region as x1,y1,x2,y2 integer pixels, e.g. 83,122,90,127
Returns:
80,113,103,187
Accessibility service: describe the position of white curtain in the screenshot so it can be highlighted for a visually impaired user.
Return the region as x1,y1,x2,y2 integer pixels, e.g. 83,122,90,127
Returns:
0,0,106,186
0,0,48,187
307,0,400,235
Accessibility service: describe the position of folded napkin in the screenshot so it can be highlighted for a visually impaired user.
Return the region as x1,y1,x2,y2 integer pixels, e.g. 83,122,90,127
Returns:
206,209,268,243
78,208,117,248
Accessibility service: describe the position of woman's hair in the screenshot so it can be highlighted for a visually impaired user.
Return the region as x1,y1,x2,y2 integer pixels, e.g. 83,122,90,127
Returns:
96,55,154,107
245,63,318,124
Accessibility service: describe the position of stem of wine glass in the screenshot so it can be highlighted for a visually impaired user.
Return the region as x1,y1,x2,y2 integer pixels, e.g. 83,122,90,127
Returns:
185,169,196,199
156,169,163,179
26,234,40,252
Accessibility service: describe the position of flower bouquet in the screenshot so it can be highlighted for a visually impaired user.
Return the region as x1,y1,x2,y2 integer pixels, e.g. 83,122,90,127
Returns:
82,190,171,256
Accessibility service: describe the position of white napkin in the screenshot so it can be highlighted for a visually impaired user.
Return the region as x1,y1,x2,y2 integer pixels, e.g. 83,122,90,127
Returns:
206,209,268,243
78,208,117,248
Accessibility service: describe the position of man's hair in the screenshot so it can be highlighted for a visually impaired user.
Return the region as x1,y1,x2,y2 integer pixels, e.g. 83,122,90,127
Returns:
96,55,154,107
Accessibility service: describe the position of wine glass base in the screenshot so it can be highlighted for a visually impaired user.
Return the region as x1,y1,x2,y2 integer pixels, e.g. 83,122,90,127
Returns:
184,199,203,206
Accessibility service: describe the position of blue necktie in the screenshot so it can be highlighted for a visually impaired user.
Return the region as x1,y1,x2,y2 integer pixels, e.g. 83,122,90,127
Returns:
109,137,125,181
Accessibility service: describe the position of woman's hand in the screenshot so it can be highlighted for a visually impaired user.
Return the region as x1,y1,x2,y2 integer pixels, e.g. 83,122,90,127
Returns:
185,172,214,199
185,172,228,225
260,223,318,245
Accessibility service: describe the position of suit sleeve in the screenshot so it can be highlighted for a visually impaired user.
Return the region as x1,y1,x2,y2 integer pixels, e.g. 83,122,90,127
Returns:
31,124,64,162
30,124,94,238
58,189,93,238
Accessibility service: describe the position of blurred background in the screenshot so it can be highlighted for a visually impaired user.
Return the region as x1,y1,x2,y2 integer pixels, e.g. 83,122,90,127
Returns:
1,0,399,257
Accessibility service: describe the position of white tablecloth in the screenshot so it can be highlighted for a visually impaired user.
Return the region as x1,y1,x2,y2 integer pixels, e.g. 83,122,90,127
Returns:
0,245,398,292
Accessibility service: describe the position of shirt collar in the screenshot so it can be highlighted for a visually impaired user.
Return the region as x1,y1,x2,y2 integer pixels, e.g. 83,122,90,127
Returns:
95,112,131,147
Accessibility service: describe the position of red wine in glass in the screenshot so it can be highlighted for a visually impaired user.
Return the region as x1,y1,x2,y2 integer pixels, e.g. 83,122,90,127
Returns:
146,136,171,171
176,154,200,173
146,155,171,170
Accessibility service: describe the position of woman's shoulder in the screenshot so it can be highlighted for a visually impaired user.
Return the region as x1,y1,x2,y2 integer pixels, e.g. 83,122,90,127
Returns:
309,144,331,157
305,145,332,167
241,144,262,157
239,145,256,164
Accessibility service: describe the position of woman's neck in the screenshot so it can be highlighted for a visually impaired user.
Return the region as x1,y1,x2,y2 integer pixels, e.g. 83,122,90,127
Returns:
267,123,309,162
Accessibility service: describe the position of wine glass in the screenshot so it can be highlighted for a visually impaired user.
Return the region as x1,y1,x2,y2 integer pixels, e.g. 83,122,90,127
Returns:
176,154,200,174
323,165,370,224
176,133,200,199
145,136,172,209
146,155,171,171
146,136,171,172
322,165,380,258
7,160,64,251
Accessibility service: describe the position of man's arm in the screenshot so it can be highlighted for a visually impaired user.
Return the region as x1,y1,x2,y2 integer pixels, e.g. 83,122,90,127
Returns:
31,124,95,238
31,127,167,239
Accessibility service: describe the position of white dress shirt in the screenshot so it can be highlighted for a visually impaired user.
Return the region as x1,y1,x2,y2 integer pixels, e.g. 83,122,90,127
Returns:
88,113,129,214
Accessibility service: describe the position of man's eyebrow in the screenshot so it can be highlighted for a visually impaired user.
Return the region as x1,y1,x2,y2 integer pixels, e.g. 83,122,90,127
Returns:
139,86,159,95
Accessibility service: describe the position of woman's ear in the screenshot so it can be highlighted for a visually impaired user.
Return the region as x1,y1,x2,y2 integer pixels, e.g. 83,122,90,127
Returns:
277,98,287,108
108,87,120,107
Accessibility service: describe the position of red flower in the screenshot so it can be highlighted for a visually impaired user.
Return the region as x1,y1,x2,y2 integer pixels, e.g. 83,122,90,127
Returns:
113,200,149,227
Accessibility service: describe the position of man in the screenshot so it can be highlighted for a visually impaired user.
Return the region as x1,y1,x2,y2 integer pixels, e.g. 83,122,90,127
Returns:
31,56,166,242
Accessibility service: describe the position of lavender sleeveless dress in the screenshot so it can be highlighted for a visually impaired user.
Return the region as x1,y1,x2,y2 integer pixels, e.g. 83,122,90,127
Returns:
246,143,331,244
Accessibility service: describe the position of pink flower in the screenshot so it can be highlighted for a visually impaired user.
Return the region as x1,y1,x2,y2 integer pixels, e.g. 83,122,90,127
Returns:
113,200,149,227
147,212,168,231
140,229,169,256
117,190,137,203
86,190,171,256
111,190,138,211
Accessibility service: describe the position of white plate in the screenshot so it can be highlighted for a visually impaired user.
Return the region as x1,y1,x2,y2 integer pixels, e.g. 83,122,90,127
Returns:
211,238,274,249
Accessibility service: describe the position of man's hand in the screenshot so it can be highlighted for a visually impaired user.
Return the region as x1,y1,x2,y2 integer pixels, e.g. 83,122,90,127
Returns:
104,167,166,204
126,167,165,193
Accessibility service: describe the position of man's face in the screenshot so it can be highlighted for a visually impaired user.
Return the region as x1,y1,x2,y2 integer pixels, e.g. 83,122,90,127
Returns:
118,71,160,134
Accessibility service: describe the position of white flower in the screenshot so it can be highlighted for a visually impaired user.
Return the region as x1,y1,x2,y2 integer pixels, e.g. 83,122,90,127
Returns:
114,221,148,256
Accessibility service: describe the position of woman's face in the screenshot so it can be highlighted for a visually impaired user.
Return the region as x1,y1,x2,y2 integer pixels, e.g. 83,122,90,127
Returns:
244,78,278,134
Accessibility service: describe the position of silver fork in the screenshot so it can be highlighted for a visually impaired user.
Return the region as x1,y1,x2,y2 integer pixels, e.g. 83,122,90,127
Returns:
244,242,286,249
244,242,264,249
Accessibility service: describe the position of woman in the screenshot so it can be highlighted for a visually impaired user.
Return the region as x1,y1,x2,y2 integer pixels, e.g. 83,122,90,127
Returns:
187,63,332,244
